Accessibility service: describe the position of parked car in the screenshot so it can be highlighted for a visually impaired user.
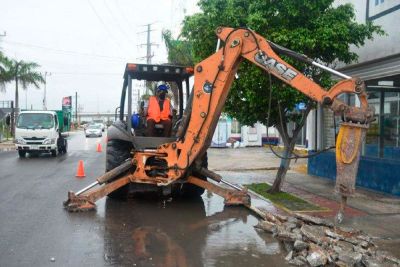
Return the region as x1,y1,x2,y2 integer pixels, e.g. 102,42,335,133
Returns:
85,124,102,137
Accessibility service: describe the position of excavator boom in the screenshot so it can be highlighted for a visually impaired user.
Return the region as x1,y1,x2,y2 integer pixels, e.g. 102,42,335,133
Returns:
65,27,374,222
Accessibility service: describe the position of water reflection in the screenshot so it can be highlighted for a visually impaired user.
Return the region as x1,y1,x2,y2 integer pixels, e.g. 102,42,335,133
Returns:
103,194,289,267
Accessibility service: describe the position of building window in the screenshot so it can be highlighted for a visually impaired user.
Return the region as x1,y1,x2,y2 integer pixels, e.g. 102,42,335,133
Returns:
364,76,400,161
375,0,384,6
231,118,241,134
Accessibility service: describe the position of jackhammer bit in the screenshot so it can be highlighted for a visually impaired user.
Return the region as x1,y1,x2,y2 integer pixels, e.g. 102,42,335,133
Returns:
334,122,367,223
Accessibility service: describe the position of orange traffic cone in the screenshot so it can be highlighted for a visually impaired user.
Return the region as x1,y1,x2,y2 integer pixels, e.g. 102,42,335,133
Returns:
96,143,102,152
76,160,86,177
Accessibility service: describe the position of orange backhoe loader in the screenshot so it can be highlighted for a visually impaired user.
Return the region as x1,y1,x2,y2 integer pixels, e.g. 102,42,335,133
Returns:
64,27,374,222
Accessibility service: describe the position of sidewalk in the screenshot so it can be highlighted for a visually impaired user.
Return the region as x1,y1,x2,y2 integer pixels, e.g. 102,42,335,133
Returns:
0,139,15,151
208,147,400,258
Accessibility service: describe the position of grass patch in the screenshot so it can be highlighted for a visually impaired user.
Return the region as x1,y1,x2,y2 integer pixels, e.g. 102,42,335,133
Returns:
246,183,327,212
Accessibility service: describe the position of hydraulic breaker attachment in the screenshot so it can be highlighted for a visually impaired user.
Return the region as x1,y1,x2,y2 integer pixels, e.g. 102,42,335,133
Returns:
335,122,368,223
187,176,251,206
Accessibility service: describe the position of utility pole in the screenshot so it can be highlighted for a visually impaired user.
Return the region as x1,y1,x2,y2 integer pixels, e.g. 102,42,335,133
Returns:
138,23,157,64
138,23,158,95
145,24,152,64
42,71,51,110
75,91,78,124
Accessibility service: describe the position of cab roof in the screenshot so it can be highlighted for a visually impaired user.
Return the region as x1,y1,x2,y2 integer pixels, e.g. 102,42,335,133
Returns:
20,110,57,115
123,63,194,82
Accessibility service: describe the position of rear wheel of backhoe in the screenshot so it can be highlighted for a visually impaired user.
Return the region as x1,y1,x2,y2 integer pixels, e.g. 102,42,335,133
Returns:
106,139,134,199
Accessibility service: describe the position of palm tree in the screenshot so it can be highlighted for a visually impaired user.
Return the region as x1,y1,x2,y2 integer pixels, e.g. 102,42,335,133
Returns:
7,60,45,112
0,52,11,92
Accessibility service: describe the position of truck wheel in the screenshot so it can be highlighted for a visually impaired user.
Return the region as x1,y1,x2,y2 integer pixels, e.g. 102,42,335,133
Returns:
180,153,208,197
51,149,57,157
18,150,26,158
63,141,68,153
106,139,133,199
58,138,67,154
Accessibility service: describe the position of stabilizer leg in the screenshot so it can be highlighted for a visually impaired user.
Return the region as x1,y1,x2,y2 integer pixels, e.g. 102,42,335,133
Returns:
64,175,131,212
187,176,251,206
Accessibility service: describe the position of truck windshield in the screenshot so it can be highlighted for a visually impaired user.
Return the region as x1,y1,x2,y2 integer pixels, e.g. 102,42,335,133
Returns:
17,113,55,129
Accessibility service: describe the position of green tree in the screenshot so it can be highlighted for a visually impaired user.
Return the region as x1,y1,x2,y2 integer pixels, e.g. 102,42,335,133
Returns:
162,29,195,108
162,29,194,66
181,0,383,192
4,60,45,111
0,52,11,91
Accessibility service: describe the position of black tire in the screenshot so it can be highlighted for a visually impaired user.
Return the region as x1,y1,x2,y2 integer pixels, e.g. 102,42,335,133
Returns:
18,150,26,158
51,149,57,157
58,138,67,154
106,139,133,199
180,153,208,197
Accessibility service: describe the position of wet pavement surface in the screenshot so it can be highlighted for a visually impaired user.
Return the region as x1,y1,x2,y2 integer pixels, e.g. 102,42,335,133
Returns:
0,131,290,267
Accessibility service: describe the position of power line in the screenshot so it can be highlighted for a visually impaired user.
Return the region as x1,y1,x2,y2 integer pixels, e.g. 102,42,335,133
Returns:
2,40,127,61
51,71,121,76
86,0,131,55
114,0,137,34
103,0,136,44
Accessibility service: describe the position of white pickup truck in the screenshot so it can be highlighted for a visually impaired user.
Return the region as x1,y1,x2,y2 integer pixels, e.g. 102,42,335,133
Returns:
15,110,68,157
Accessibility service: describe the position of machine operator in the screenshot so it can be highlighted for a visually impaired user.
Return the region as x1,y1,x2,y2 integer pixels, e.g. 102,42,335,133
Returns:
145,83,172,137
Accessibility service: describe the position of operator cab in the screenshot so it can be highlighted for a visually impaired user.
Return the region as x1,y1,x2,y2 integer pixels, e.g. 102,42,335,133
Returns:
109,63,193,149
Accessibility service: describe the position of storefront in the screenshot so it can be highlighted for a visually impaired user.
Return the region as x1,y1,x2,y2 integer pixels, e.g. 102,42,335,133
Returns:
308,55,400,196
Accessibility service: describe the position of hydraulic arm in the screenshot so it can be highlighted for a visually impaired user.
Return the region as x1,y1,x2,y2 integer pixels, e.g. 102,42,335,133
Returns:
65,27,373,222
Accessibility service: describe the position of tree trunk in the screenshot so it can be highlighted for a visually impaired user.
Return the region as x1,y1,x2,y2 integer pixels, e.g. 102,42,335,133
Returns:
15,76,19,111
268,103,313,193
169,82,179,109
13,76,18,138
268,140,296,193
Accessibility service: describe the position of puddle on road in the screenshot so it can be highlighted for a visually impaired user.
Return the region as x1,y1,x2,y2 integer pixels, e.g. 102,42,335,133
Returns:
100,193,290,267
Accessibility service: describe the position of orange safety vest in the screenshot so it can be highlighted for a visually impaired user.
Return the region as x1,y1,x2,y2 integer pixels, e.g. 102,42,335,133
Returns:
147,96,171,123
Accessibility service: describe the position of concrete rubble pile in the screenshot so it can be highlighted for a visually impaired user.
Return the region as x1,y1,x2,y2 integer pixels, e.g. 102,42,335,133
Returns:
255,212,400,267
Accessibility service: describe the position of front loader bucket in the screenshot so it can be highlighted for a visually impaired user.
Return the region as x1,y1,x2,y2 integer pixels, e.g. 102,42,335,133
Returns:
335,122,368,222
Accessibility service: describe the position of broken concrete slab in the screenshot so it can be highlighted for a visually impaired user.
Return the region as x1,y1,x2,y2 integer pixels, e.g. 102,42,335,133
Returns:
255,220,276,233
293,240,309,251
254,209,400,266
300,224,330,245
306,244,328,266
338,251,363,266
294,213,333,227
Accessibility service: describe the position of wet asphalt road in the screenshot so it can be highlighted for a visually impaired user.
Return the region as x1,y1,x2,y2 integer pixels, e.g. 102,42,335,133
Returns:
0,131,289,267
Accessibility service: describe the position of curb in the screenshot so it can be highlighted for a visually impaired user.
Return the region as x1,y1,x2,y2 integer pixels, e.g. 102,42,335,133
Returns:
246,185,330,214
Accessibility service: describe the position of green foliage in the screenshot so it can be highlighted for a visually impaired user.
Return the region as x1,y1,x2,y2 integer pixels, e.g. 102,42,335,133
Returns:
7,60,45,89
0,58,45,109
181,0,383,127
162,30,194,66
0,52,12,91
